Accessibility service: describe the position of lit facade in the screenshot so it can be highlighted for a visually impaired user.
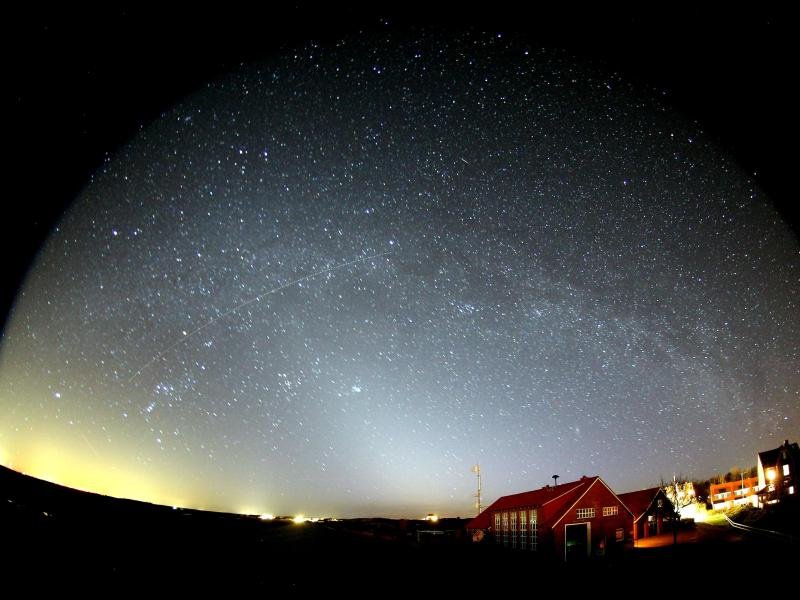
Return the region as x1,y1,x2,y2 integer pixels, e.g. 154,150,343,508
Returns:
709,477,759,510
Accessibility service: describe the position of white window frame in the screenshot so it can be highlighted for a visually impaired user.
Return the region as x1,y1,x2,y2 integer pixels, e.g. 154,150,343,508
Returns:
576,507,595,519
510,511,517,548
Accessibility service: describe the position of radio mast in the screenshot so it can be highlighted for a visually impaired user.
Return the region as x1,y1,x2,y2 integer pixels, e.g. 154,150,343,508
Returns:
472,464,482,515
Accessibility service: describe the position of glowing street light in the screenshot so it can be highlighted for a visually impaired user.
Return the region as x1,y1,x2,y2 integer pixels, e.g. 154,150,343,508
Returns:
766,468,777,482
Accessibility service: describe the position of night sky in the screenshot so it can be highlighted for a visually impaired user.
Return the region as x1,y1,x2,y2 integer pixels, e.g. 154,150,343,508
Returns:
2,7,798,517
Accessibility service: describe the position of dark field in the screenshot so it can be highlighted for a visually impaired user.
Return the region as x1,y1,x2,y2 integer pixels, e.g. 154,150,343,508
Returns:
3,465,797,594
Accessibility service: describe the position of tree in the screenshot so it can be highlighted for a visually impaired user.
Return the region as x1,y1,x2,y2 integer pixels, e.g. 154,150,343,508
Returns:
661,475,696,545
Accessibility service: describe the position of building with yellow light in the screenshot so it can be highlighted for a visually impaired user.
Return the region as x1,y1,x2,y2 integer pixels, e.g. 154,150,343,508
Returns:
757,440,800,505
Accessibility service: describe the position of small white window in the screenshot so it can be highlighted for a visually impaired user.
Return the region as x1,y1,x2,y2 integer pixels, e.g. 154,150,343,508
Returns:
576,507,595,519
790,486,795,495
603,506,618,516
784,464,790,476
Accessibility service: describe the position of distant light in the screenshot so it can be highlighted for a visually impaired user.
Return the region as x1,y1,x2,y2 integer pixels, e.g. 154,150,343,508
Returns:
293,514,306,524
259,513,275,521
424,513,439,522
767,468,777,482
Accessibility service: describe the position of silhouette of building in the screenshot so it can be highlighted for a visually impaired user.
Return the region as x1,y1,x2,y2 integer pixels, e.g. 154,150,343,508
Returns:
757,439,800,505
617,487,674,543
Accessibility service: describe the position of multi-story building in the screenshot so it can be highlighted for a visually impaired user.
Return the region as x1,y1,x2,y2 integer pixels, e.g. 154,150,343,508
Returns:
709,476,759,510
757,440,800,504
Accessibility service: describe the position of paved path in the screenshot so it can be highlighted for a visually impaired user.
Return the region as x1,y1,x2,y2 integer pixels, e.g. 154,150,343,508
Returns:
633,522,745,548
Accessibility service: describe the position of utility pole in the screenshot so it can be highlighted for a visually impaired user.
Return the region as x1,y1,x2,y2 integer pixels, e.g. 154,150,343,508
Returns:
741,469,745,505
472,464,482,515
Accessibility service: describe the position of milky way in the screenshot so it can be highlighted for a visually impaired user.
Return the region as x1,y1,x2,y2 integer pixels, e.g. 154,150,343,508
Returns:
1,31,798,517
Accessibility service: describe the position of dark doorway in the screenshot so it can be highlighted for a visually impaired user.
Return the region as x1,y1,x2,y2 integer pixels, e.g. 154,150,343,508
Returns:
564,523,590,561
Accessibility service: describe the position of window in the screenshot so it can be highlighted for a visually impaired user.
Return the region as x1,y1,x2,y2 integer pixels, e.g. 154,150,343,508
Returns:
603,505,618,516
784,464,790,476
502,512,509,546
494,513,501,545
576,508,595,519
519,510,527,549
530,510,538,551
510,511,517,548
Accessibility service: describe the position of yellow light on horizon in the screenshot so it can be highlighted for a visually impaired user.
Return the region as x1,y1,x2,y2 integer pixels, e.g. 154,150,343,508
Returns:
424,513,439,522
293,514,306,524
259,513,275,521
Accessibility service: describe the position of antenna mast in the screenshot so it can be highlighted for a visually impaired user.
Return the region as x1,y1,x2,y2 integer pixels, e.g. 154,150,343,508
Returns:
472,464,482,515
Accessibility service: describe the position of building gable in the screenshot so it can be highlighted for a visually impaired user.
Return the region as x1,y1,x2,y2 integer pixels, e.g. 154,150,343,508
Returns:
551,477,632,529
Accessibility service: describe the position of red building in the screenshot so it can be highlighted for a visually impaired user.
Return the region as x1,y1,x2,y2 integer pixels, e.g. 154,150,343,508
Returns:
617,487,674,543
710,477,759,510
466,476,633,560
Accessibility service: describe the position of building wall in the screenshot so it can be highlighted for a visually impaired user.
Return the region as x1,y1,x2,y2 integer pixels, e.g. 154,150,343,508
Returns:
710,477,759,510
631,490,672,541
492,507,539,551
551,483,631,559
758,441,799,503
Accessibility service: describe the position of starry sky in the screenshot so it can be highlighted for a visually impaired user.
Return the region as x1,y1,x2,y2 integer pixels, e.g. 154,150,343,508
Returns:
1,8,798,517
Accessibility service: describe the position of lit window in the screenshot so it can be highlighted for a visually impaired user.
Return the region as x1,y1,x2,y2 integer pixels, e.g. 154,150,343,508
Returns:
530,510,538,551
784,464,790,477
502,512,509,546
519,510,527,549
494,513,501,544
510,511,517,548
603,506,618,516
576,508,595,519
790,486,795,495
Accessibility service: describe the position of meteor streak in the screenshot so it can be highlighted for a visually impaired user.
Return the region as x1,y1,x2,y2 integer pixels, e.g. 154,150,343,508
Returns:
129,250,392,382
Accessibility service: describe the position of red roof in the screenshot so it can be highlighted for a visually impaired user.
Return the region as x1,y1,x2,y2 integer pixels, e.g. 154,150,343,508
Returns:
467,476,602,530
616,487,663,521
